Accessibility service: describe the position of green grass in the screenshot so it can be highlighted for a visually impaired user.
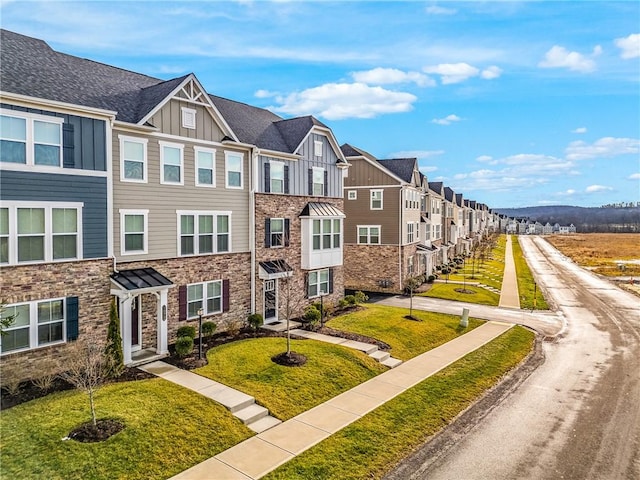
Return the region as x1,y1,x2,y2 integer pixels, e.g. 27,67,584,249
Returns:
196,337,386,420
418,283,500,306
264,326,535,480
512,236,549,310
0,378,252,480
327,304,483,361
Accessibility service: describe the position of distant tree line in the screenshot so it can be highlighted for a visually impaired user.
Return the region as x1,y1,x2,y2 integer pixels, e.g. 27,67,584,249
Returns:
600,202,639,209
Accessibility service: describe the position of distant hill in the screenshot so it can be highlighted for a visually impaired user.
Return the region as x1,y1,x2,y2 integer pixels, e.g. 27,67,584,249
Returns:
495,205,640,233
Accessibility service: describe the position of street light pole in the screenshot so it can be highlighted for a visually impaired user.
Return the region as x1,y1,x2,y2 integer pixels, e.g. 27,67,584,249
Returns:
197,307,204,360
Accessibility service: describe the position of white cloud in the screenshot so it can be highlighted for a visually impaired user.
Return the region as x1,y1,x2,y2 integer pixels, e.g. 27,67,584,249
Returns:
557,189,576,196
565,137,640,161
423,63,480,84
270,82,417,120
615,33,640,59
628,173,640,180
481,65,502,79
538,45,597,73
592,45,603,57
476,155,495,164
391,150,445,159
586,184,613,193
254,89,277,98
425,5,457,15
351,67,435,87
431,114,462,125
572,127,587,134
419,165,439,173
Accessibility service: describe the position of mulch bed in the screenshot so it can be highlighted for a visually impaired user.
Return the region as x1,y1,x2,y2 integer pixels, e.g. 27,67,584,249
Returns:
66,418,125,443
271,351,308,367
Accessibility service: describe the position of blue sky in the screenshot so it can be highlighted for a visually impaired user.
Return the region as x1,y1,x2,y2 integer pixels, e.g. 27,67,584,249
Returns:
2,0,639,208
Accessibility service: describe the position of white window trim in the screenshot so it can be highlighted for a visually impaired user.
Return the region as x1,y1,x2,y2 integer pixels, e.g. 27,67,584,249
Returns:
269,160,285,194
120,209,149,256
1,109,64,169
1,201,83,265
314,140,323,157
225,151,244,189
0,297,67,355
159,141,184,186
347,190,357,200
312,166,325,196
187,279,223,319
119,135,148,183
311,217,342,251
270,217,285,248
181,107,197,130
176,210,232,257
194,146,216,188
308,268,330,298
370,189,383,210
407,222,415,243
357,225,381,245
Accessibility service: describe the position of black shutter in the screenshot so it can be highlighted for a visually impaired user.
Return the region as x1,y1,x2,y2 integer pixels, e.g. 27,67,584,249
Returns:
284,219,290,247
284,165,290,194
66,296,79,340
308,168,313,195
324,170,328,196
222,280,230,312
264,162,271,193
265,218,271,247
304,273,310,299
328,268,334,294
178,286,187,320
62,123,75,168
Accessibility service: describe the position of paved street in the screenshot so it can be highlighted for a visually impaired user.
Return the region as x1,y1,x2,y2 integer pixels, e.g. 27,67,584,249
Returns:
385,236,640,480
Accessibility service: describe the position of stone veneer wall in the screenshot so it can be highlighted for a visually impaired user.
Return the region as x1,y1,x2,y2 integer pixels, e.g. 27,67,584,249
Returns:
0,258,113,383
118,252,251,343
254,193,345,319
344,244,402,293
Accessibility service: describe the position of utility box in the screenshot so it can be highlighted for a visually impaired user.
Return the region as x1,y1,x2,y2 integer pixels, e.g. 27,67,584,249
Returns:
460,308,469,328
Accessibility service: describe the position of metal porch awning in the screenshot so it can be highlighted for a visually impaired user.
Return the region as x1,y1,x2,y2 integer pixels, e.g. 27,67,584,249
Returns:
111,267,174,293
259,260,294,280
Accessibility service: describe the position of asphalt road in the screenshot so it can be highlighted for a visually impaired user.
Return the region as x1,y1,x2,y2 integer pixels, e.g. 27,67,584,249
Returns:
384,236,640,480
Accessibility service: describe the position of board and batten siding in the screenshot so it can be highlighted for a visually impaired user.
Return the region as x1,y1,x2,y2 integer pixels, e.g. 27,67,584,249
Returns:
257,134,343,198
1,104,107,172
147,99,226,143
112,131,250,263
344,157,399,188
0,170,108,258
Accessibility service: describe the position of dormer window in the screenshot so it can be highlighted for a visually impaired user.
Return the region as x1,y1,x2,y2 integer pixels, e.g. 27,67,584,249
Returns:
181,107,196,130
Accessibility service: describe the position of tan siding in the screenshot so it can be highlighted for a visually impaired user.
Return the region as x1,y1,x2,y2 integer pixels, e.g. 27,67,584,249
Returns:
148,99,225,142
113,129,250,263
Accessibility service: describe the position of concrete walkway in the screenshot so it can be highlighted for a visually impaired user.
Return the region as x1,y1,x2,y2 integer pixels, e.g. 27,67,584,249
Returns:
498,235,520,309
170,321,514,480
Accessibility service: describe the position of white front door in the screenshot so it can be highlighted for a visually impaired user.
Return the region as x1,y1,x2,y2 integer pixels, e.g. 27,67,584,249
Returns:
263,280,277,324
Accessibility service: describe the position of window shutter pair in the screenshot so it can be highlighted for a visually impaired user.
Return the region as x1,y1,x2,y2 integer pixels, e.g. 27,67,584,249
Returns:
178,282,230,319
66,296,79,340
265,163,290,193
264,218,290,247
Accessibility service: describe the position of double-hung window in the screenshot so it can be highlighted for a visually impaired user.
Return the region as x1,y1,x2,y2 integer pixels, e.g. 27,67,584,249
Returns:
178,211,230,256
187,280,222,319
160,141,184,185
1,112,63,167
1,298,65,354
225,152,243,188
270,161,285,193
370,190,383,210
312,167,324,196
270,218,284,247
407,222,415,243
358,226,380,244
120,209,148,255
308,269,329,298
120,136,147,182
1,203,82,264
195,147,215,187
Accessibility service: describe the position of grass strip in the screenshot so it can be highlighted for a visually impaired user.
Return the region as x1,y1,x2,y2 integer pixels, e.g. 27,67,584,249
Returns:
512,236,549,310
418,283,500,306
264,326,535,480
327,304,483,361
0,378,253,480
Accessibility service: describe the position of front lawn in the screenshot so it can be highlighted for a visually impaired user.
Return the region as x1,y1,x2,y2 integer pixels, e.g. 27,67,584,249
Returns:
512,236,549,310
264,326,535,480
196,337,386,420
327,304,483,360
0,378,252,480
418,283,500,306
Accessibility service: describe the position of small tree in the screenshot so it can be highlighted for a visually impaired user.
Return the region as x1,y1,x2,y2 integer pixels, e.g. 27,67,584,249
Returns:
279,267,307,357
60,338,107,427
104,298,124,378
405,276,422,319
0,303,16,337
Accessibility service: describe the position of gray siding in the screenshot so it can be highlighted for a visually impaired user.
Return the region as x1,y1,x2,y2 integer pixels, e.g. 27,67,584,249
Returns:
1,104,107,171
0,170,108,258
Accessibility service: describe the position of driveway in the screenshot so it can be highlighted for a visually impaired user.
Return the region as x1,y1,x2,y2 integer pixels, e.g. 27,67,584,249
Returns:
384,235,640,480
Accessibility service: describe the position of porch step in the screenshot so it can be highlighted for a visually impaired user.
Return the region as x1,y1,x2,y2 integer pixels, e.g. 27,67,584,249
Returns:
381,357,403,369
261,320,303,333
341,340,379,355
247,415,282,433
234,404,269,425
369,350,390,362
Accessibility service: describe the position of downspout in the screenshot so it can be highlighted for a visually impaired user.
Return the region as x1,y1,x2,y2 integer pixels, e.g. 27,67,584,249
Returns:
249,147,258,314
398,186,403,291
106,115,117,273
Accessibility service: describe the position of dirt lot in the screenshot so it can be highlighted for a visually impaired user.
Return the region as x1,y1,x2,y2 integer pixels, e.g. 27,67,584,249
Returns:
546,233,640,277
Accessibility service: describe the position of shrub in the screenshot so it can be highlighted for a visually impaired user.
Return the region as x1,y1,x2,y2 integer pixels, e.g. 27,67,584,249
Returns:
247,313,263,332
441,268,450,275
344,294,357,305
338,298,349,309
1,363,27,396
105,298,124,378
32,359,58,392
202,321,217,338
175,336,194,357
177,325,196,339
304,305,321,330
221,317,244,337
354,291,369,304
427,275,436,283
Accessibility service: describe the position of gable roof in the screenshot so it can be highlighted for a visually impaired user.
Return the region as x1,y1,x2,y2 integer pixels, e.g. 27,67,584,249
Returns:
444,186,455,203
340,143,377,161
455,193,464,207
428,181,444,196
376,158,417,183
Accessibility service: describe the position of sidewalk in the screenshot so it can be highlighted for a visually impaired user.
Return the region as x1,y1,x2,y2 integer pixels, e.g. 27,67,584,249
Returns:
498,235,520,309
169,321,513,480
